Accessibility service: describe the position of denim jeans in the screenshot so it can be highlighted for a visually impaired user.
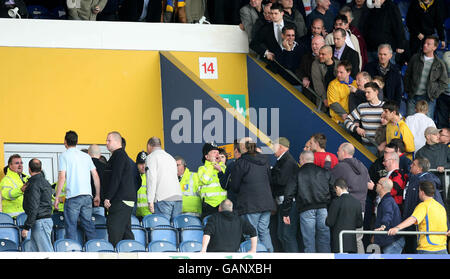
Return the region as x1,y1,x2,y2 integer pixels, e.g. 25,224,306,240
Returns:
241,211,274,253
30,218,53,252
154,200,182,223
382,236,405,254
277,202,300,252
300,208,331,253
64,195,96,241
417,249,448,254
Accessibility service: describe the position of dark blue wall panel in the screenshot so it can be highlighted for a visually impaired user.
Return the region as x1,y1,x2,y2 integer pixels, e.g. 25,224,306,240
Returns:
160,54,269,171
246,56,373,168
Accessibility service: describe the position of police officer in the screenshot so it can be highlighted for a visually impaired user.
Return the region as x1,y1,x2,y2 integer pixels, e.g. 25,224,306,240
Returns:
197,143,227,219
135,151,151,220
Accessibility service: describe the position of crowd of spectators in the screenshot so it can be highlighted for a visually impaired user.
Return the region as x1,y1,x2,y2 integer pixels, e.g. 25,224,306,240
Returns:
1,129,448,254
0,0,449,255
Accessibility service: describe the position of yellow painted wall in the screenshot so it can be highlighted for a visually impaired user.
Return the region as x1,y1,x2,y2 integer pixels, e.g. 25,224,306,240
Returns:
168,51,249,109
0,47,164,172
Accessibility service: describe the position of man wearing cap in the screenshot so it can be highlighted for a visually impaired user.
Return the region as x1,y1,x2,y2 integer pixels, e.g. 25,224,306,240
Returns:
135,151,151,220
415,127,450,195
197,143,227,219
270,137,301,252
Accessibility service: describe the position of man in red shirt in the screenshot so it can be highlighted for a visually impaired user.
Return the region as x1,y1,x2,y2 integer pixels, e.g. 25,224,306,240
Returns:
382,151,408,212
309,133,338,169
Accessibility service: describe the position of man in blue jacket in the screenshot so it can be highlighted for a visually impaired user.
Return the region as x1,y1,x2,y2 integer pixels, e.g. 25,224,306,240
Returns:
402,157,445,253
373,177,404,254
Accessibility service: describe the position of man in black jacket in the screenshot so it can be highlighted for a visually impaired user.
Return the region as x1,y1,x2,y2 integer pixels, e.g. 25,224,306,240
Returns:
104,131,138,247
363,44,403,107
88,144,107,215
22,159,53,252
228,137,276,252
271,137,300,252
326,178,363,253
363,0,406,62
201,199,257,253
282,150,334,253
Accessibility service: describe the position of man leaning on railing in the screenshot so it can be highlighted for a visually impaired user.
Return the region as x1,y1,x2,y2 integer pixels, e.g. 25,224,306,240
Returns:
388,181,450,255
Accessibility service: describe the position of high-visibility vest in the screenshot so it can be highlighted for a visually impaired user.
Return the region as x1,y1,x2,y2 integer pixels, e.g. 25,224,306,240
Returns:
52,182,66,212
0,168,29,217
136,173,151,218
197,161,227,208
179,168,201,215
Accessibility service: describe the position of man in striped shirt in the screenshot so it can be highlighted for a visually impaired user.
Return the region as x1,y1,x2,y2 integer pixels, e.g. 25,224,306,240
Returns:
344,81,384,155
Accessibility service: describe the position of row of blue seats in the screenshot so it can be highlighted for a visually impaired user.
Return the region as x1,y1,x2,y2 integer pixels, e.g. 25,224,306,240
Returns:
0,211,205,229
0,212,206,250
0,238,265,253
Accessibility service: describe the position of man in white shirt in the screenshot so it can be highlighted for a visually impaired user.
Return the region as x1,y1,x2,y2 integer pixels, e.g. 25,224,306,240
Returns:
405,100,436,153
54,130,100,241
146,136,182,222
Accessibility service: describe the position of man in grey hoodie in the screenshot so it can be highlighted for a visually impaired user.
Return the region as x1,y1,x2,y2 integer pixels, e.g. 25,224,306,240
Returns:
330,142,372,253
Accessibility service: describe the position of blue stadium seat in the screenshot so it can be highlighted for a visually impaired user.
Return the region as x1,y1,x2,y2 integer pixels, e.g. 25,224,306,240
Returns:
0,224,20,247
179,241,202,252
15,213,27,227
149,227,178,245
179,227,203,243
142,214,171,229
132,226,148,246
93,226,109,241
91,214,106,226
27,5,54,19
53,227,85,244
84,239,115,253
0,239,19,252
131,215,141,226
239,240,268,253
0,212,15,224
53,239,82,252
148,240,177,252
116,239,146,252
51,212,65,228
15,213,30,241
173,215,202,229
92,214,108,241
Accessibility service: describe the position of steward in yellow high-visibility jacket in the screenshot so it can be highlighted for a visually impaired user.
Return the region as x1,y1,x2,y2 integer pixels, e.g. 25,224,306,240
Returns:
179,167,201,216
1,155,29,218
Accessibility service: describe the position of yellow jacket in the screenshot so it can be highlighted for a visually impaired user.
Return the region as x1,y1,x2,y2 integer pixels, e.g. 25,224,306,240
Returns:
327,78,357,123
1,168,29,217
386,120,415,159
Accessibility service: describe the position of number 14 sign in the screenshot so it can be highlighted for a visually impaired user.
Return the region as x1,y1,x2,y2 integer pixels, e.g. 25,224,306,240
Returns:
199,57,218,79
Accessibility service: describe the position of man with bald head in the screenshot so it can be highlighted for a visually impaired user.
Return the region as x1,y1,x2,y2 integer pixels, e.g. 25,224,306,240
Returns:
331,142,370,253
298,18,326,54
282,150,334,253
88,144,106,215
297,35,325,102
311,44,339,108
103,131,138,247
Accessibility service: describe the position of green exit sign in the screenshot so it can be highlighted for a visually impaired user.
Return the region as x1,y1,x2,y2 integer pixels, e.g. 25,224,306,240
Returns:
220,94,247,117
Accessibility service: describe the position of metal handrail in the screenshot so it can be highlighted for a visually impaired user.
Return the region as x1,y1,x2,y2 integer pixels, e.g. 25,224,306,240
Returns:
339,230,448,254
